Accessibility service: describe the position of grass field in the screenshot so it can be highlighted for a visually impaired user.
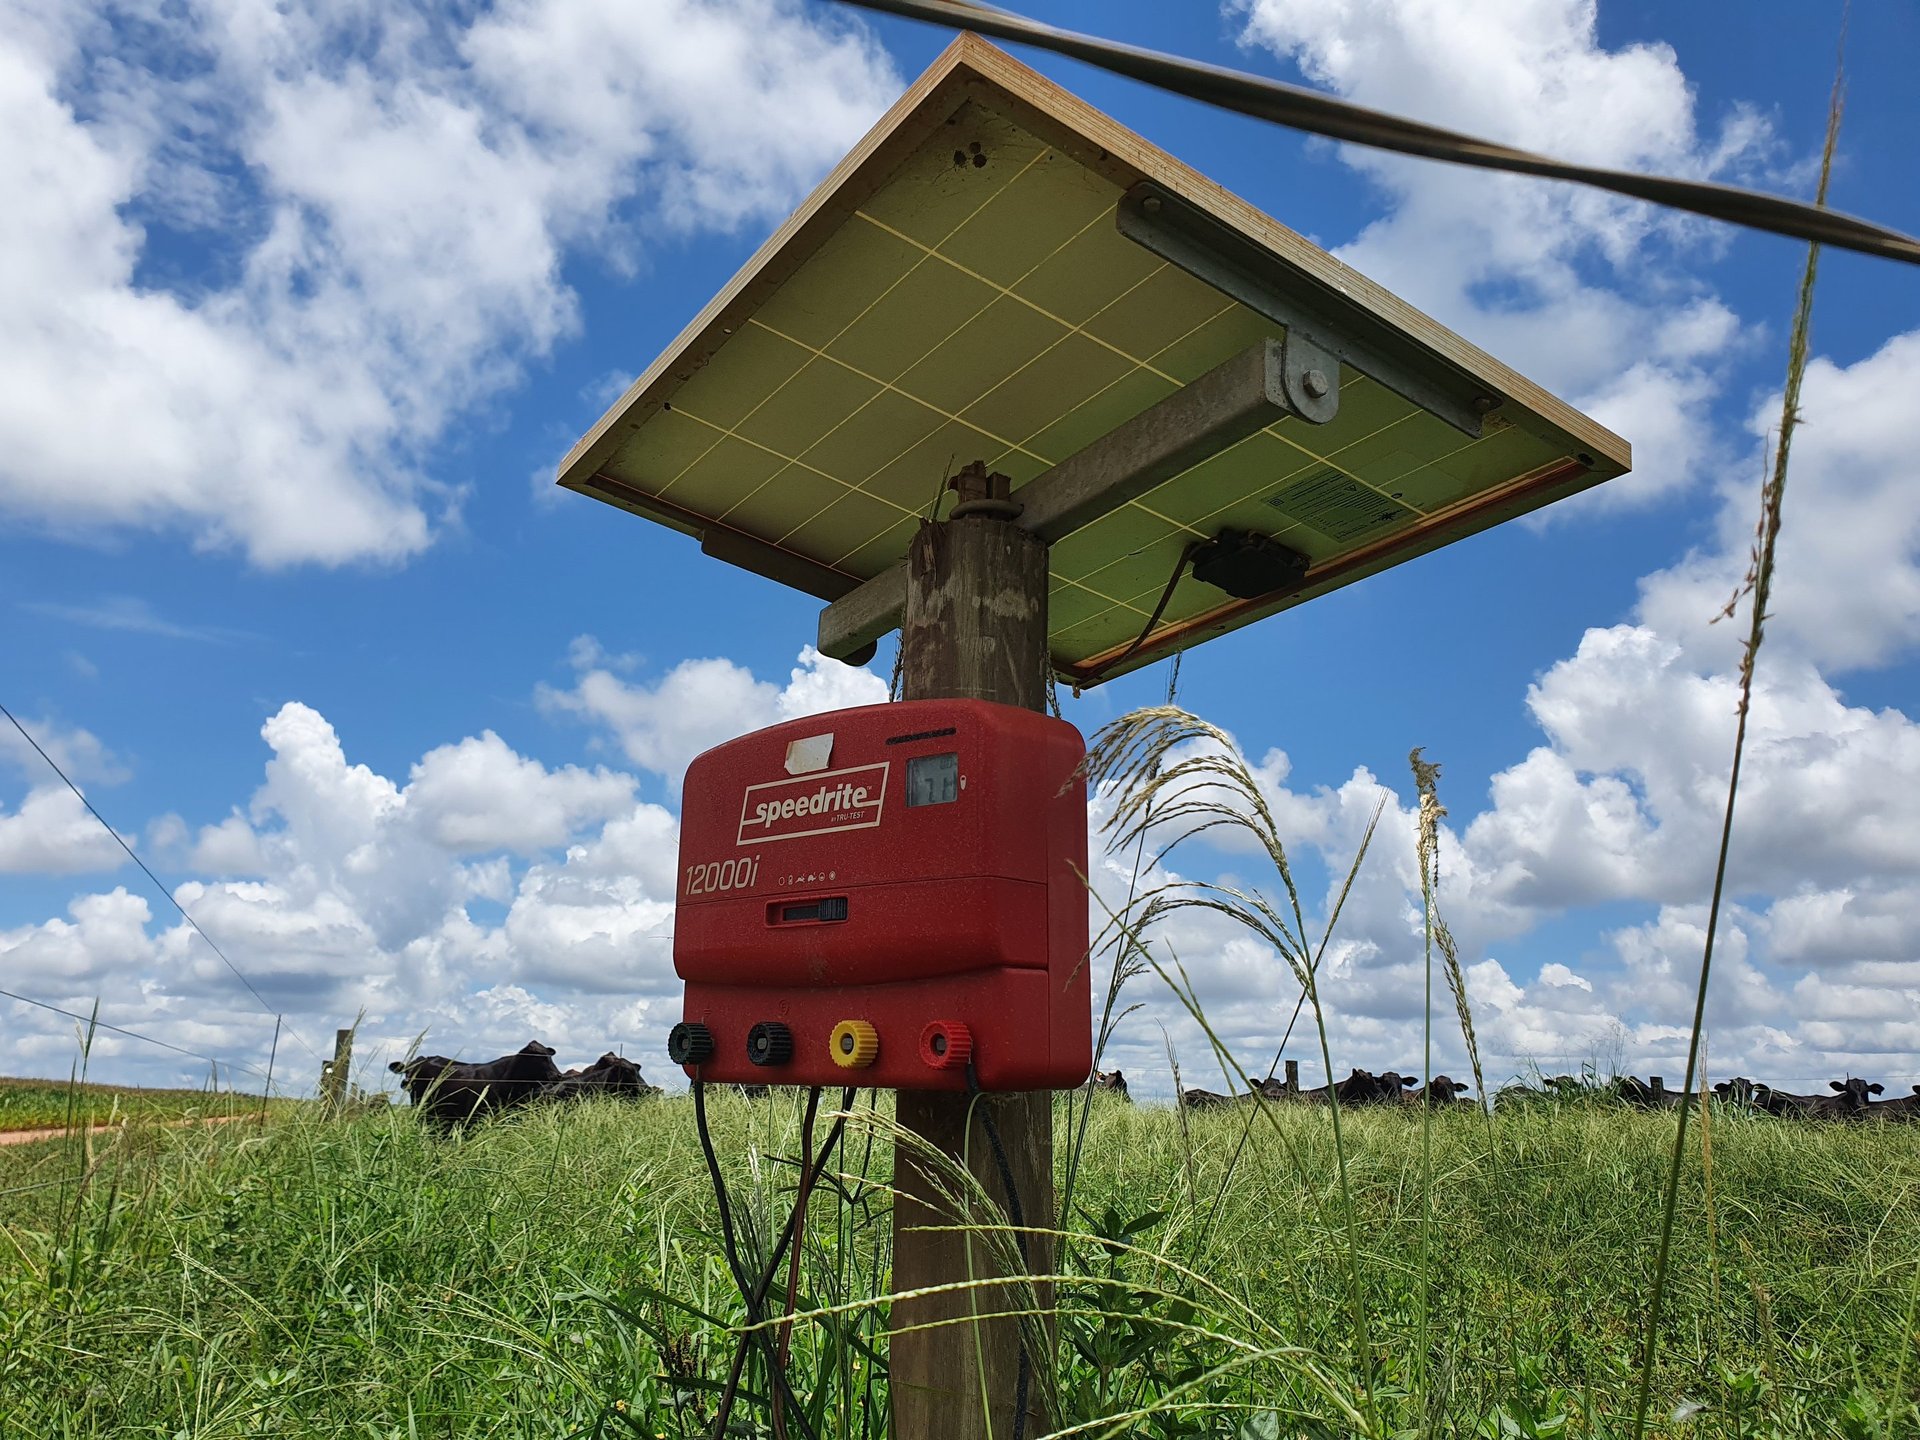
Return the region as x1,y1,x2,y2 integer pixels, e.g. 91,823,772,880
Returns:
0,1074,301,1133
1,1085,1914,1438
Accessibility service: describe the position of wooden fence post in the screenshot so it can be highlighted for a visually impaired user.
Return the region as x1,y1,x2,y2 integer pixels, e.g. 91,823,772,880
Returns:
1284,1059,1300,1097
890,465,1055,1439
321,1027,353,1115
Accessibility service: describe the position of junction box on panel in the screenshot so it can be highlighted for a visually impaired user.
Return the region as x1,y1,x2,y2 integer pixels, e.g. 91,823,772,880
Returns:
668,699,1091,1092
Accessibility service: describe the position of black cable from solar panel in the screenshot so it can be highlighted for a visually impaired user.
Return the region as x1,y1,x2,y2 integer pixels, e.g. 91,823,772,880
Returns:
0,702,321,1065
0,985,274,1083
829,0,1920,269
1080,539,1201,688
691,1078,825,1440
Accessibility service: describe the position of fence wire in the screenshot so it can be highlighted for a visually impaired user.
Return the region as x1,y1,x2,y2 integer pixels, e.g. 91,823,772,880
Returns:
832,0,1920,267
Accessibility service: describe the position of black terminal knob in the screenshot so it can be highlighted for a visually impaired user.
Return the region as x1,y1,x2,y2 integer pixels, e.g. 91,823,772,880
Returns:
746,1021,794,1068
668,1022,714,1066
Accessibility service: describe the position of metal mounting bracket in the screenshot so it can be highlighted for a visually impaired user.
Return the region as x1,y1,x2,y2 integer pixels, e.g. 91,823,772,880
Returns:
1278,330,1339,424
1116,181,1491,437
819,338,1310,663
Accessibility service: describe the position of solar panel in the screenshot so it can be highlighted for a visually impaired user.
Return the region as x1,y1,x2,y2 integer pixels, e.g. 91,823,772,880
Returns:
558,35,1630,686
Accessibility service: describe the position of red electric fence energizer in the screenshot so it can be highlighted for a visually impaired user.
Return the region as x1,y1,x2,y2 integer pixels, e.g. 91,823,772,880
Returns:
667,699,1091,1091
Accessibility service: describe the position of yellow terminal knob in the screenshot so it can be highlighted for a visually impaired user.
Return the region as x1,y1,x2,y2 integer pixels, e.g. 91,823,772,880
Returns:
830,1019,880,1069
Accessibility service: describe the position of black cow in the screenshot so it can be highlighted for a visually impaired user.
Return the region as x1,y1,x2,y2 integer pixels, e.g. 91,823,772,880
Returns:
1755,1076,1883,1120
1367,1071,1421,1105
1616,1076,1691,1110
388,1041,562,1127
1178,1086,1236,1110
1867,1084,1920,1122
1083,1068,1132,1101
1291,1068,1415,1106
1493,1074,1586,1110
1712,1077,1759,1109
1233,1067,1413,1106
1181,1071,1330,1106
543,1052,661,1102
388,1053,458,1089
1184,1078,1283,1106
1408,1075,1473,1108
1284,1068,1366,1105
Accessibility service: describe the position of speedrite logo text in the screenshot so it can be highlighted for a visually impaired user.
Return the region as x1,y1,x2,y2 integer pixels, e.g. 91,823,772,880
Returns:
736,762,889,846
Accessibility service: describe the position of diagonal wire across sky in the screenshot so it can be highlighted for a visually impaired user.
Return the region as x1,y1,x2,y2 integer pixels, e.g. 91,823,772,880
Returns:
0,702,323,1066
0,986,275,1082
830,0,1920,268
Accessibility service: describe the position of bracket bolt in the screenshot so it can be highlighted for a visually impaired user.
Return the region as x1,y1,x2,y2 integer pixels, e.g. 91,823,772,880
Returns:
1141,194,1162,214
1302,369,1330,399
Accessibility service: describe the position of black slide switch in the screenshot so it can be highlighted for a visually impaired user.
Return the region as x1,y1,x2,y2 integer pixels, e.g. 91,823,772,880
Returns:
774,896,849,924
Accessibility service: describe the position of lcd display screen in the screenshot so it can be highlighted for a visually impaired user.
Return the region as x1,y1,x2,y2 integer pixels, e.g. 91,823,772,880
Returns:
906,752,959,807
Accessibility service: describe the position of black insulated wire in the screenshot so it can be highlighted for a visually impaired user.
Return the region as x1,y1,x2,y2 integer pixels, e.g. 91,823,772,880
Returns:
772,1086,822,1440
828,0,1920,269
698,1079,859,1440
1084,540,1200,687
693,1079,823,1440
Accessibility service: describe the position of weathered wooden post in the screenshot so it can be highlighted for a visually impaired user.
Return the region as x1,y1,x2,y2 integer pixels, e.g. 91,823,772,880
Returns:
321,1027,353,1115
1284,1059,1300,1097
1651,1075,1666,1102
891,463,1054,1439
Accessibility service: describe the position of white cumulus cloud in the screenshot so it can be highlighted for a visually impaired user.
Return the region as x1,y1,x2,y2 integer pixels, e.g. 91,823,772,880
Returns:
1639,332,1920,673
541,642,889,784
1233,0,1775,511
0,786,131,874
0,0,897,565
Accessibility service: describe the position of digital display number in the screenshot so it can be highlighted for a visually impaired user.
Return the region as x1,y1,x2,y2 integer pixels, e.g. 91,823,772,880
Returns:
906,752,959,807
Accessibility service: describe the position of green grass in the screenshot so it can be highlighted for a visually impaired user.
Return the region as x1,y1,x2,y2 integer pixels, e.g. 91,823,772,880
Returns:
0,1075,300,1133
1,1090,1913,1438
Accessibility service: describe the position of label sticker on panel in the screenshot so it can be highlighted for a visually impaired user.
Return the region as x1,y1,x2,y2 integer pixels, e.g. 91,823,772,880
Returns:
784,733,834,776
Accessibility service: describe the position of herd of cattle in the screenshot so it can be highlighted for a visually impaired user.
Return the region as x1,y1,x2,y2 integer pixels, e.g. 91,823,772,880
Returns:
1158,1067,1920,1121
1595,1073,1918,1121
1171,1068,1470,1109
384,1046,1918,1127
387,1043,659,1127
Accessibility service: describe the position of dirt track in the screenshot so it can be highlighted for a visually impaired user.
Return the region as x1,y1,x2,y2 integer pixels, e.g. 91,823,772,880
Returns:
0,1113,256,1147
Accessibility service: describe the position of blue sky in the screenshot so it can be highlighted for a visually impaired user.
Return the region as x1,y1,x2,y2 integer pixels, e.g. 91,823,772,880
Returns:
2,0,1916,1100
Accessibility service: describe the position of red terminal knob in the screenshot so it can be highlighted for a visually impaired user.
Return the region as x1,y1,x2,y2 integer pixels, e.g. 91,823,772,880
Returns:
919,1020,973,1071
